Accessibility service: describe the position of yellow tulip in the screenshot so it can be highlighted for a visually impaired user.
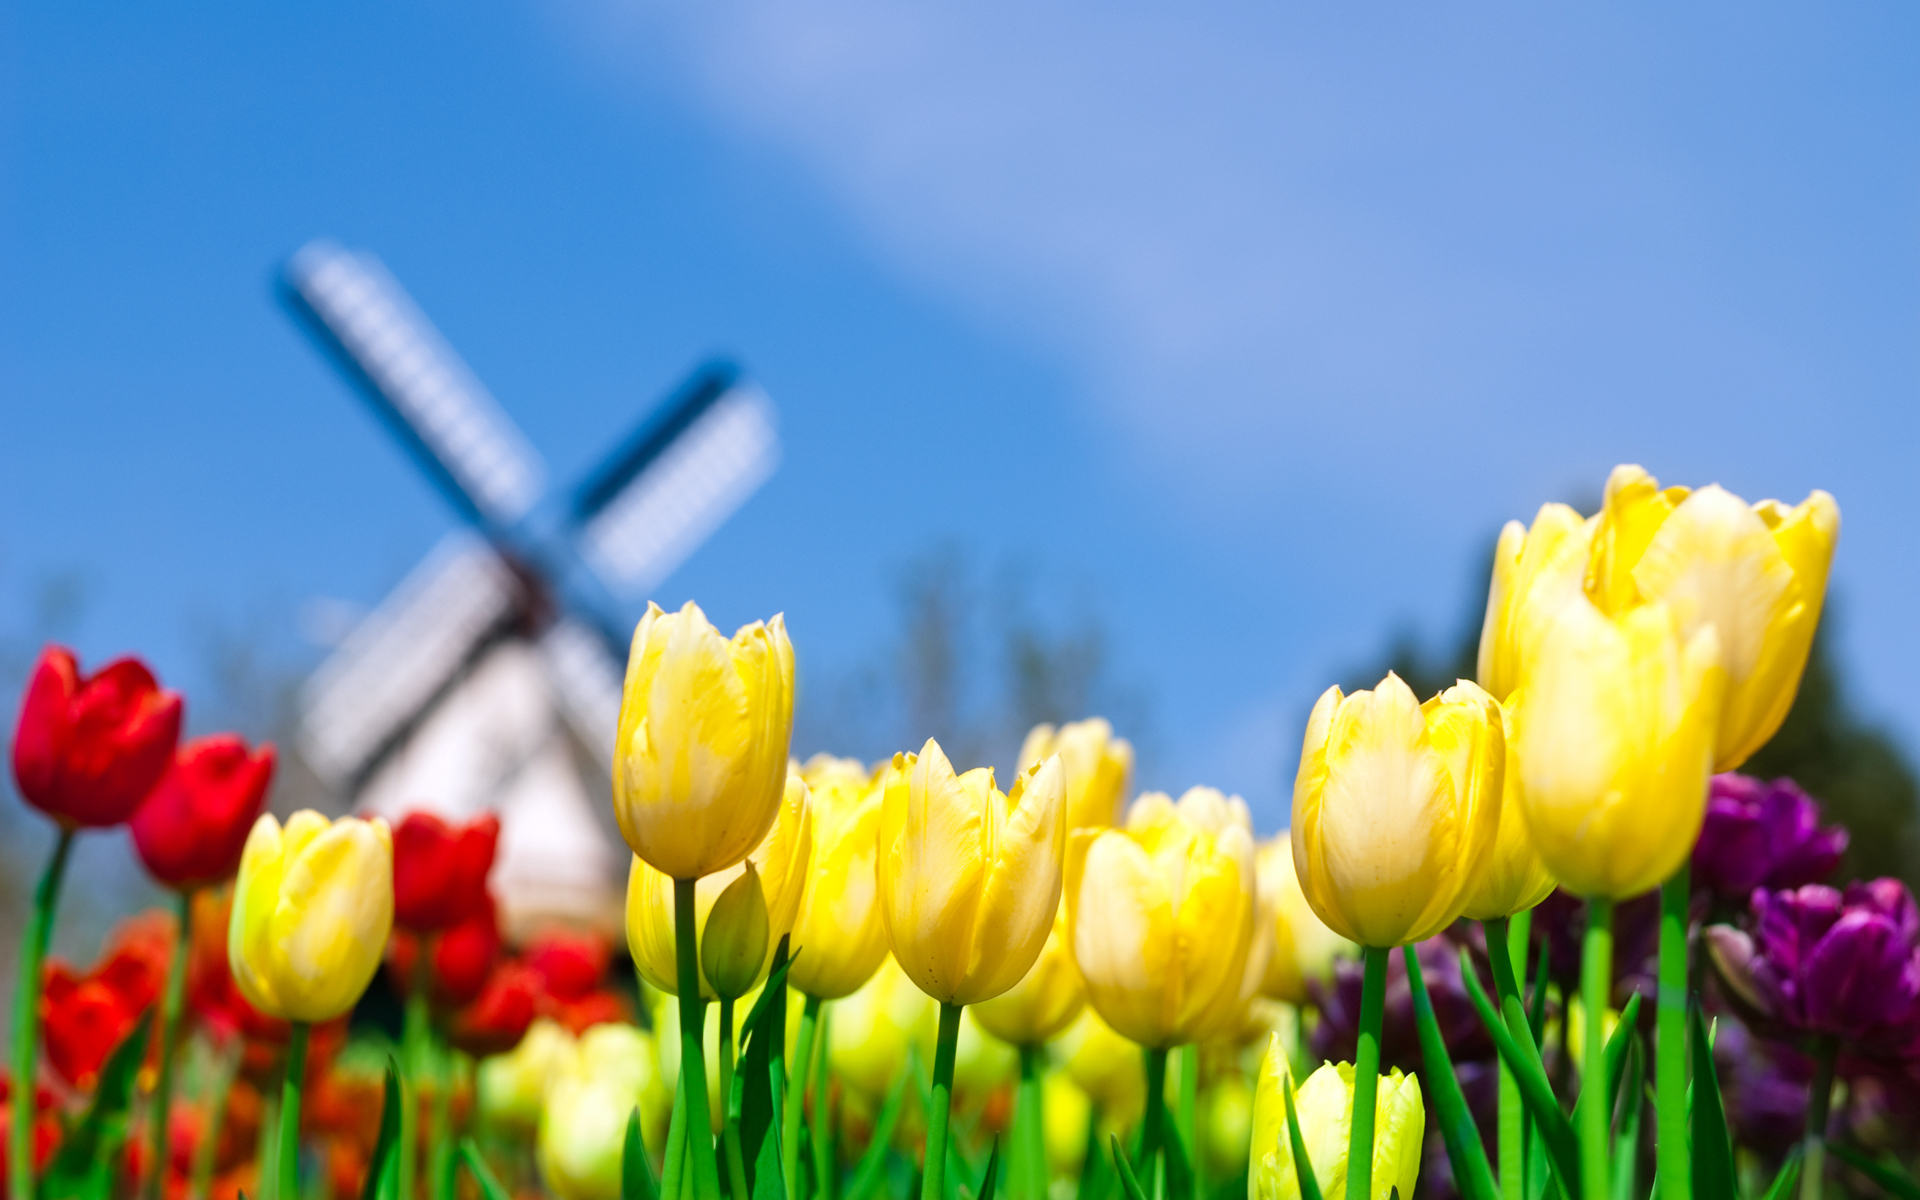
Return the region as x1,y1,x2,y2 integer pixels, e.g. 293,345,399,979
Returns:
877,741,1067,1006
1017,718,1135,830
1458,699,1558,921
613,601,796,880
628,774,812,1000
1581,464,1839,771
1054,1007,1145,1129
788,756,890,999
477,1018,575,1130
537,1023,669,1200
972,900,1085,1046
1042,1072,1093,1179
1065,789,1257,1048
1478,502,1593,703
228,810,393,1023
828,955,937,1102
954,1011,1019,1110
1200,1073,1255,1180
1255,836,1354,1005
1515,592,1725,899
1291,674,1504,948
1249,1038,1423,1200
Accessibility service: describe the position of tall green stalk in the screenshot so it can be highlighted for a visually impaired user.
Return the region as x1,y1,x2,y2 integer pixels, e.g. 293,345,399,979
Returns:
1580,900,1614,1200
1346,947,1389,1200
147,887,196,1200
810,1005,832,1200
664,1081,689,1200
191,1042,241,1200
1176,1045,1198,1197
400,953,431,1200
719,998,748,1200
922,1002,964,1200
786,995,821,1200
675,879,722,1200
279,1021,312,1200
1656,868,1690,1200
429,1038,455,1200
9,827,74,1200
1137,1046,1168,1191
1015,1044,1047,1200
1800,1040,1835,1200
1497,910,1532,1200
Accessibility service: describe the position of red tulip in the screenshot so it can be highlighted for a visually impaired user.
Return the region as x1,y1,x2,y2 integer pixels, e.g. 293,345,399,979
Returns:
40,913,173,1091
448,962,539,1056
12,646,183,828
524,931,609,1001
0,1076,61,1179
391,812,499,932
130,736,276,889
387,898,503,1008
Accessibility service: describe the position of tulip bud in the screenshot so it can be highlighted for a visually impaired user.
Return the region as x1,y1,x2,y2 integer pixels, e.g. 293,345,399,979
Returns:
450,960,539,1057
130,735,276,890
627,775,811,1000
972,901,1085,1047
1292,673,1505,947
12,645,182,828
1256,836,1354,1005
537,1024,667,1200
1017,718,1134,830
877,741,1067,1006
391,811,499,933
228,811,394,1022
1249,1040,1423,1200
613,601,795,880
788,756,890,1000
1458,700,1558,921
1515,596,1725,899
700,863,772,1001
1066,789,1257,1048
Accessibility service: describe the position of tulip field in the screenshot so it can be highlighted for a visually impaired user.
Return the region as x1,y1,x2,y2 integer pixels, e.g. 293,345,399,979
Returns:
11,462,1920,1200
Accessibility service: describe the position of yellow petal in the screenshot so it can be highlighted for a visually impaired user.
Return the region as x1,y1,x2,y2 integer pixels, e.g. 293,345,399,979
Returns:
1585,464,1687,615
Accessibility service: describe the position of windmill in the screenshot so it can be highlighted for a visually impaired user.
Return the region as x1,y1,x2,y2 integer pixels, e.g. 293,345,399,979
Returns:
280,240,779,937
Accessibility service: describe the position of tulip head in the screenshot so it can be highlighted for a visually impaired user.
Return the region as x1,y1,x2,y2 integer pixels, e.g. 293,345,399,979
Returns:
627,774,811,1000
1478,504,1593,703
1054,1007,1145,1128
701,863,772,1000
228,811,394,1023
12,646,183,828
478,1018,575,1129
828,955,937,1101
1584,465,1839,771
391,811,499,932
1515,595,1725,899
1291,674,1504,947
1066,788,1257,1048
1458,700,1558,921
130,735,276,890
1018,718,1134,830
1250,1041,1423,1200
972,900,1086,1047
1693,773,1848,902
537,1023,667,1200
1256,836,1354,1005
788,757,890,999
450,960,540,1057
877,741,1067,1006
613,601,795,880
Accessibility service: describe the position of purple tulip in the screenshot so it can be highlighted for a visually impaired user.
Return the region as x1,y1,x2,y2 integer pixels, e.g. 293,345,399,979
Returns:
1310,935,1496,1080
1693,774,1848,902
1707,879,1920,1056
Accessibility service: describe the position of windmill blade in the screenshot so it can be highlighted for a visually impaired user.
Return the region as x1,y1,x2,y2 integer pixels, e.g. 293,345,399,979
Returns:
537,616,625,771
299,532,522,790
283,240,546,526
573,370,779,599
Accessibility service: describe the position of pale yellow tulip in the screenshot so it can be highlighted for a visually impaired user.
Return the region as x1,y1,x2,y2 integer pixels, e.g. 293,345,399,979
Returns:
1249,1039,1423,1200
972,900,1085,1046
1255,836,1354,1005
537,1023,669,1200
788,756,890,999
1478,503,1593,703
1458,697,1558,920
828,955,937,1101
1017,718,1134,830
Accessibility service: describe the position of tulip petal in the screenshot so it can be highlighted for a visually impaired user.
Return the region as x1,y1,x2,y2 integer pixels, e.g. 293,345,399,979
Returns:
962,754,1066,1004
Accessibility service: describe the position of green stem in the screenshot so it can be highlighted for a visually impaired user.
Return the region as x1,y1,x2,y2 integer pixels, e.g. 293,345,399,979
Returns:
1800,1041,1834,1200
1656,867,1690,1200
9,827,74,1200
810,1004,832,1200
1497,911,1532,1200
1176,1044,1198,1197
401,952,430,1200
786,995,820,1200
1016,1044,1047,1200
279,1022,312,1200
147,888,195,1200
664,1080,689,1200
258,1084,282,1200
922,1002,963,1200
429,1038,455,1200
675,878,722,1200
1137,1046,1168,1188
720,998,748,1200
1580,900,1614,1200
1347,947,1388,1200
191,1041,241,1200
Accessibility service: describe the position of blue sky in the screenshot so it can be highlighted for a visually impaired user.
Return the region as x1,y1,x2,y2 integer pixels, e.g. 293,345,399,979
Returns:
2,1,1915,830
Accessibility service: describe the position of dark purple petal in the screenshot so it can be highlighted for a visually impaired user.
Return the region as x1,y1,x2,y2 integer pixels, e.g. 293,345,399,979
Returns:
1802,913,1918,1032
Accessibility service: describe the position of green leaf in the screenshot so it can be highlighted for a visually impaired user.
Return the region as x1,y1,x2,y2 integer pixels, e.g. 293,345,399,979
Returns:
626,1107,663,1200
1280,1066,1324,1200
738,936,792,1193
1756,1145,1802,1200
1830,1145,1920,1200
843,1056,913,1200
1602,992,1642,1122
974,1140,1001,1200
1608,1037,1641,1200
1162,1108,1194,1200
38,1010,154,1200
1404,946,1498,1200
1527,942,1550,1047
1457,950,1581,1200
1110,1136,1150,1200
360,1057,403,1200
1074,1103,1111,1200
1685,1004,1735,1200
752,1112,786,1200
458,1138,510,1200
